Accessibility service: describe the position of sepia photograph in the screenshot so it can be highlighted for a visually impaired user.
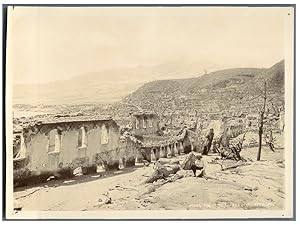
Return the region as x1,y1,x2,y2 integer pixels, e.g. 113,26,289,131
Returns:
4,5,295,220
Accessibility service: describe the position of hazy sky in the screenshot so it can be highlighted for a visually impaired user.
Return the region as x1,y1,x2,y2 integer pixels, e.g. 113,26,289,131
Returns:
7,7,291,84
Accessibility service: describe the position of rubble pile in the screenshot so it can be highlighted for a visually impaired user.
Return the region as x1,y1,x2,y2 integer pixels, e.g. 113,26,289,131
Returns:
143,152,206,185
213,132,247,161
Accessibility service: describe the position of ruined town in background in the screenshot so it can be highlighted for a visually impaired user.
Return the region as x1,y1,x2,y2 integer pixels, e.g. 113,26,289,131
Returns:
6,6,293,218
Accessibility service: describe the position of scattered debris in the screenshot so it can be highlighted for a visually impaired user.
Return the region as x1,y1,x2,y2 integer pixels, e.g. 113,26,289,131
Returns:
215,132,247,161
219,161,251,171
98,192,112,205
63,180,75,184
14,200,22,212
181,152,198,170
156,158,180,165
248,138,258,147
90,174,101,178
73,167,83,176
181,152,207,177
168,173,183,182
46,176,56,182
175,170,194,178
244,187,258,191
105,198,112,204
114,185,138,192
144,152,209,185
264,130,276,152
143,160,150,167
96,165,105,173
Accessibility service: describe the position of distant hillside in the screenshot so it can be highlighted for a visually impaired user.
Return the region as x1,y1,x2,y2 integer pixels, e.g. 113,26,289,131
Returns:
120,60,285,116
13,71,144,105
13,61,211,105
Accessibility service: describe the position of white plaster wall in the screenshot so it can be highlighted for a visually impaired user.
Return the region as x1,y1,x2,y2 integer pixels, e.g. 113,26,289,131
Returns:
85,123,120,164
26,133,49,171
22,121,121,174
60,130,79,165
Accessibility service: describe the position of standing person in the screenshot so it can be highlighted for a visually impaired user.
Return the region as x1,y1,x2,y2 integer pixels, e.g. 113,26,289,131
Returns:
203,128,214,155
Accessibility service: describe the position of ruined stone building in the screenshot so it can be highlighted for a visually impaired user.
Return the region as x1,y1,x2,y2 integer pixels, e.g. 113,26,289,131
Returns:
131,112,195,163
13,116,138,186
13,112,198,187
131,112,159,137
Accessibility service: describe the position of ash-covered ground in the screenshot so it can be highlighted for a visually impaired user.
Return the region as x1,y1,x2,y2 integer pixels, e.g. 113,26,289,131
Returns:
14,132,285,212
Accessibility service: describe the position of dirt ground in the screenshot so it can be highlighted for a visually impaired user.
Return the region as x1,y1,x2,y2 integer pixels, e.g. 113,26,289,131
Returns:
13,132,285,212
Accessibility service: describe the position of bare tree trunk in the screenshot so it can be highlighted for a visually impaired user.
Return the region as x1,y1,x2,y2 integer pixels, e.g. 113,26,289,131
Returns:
257,113,264,161
143,164,180,184
257,81,267,161
222,116,229,147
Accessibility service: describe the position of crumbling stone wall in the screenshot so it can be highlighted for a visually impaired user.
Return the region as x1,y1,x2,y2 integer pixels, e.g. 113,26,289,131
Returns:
131,113,159,136
13,119,121,186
